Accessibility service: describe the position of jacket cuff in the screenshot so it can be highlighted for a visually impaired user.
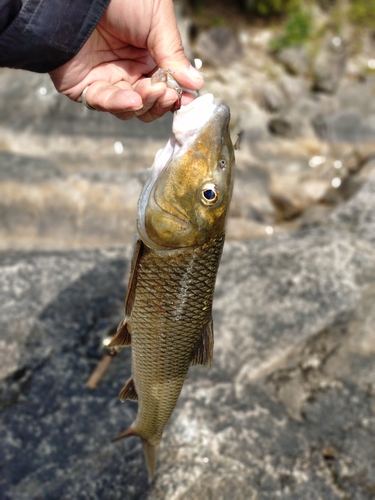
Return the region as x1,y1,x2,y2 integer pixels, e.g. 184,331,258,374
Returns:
0,0,111,73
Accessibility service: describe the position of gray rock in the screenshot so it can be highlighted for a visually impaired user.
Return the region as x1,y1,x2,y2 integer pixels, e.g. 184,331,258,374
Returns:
0,68,173,140
313,39,347,94
268,115,297,138
2,176,375,498
0,152,144,250
195,27,243,67
255,76,310,118
276,46,310,76
278,75,309,103
228,161,275,233
336,81,375,116
0,151,62,182
259,81,286,112
268,110,312,139
329,173,375,245
313,108,375,144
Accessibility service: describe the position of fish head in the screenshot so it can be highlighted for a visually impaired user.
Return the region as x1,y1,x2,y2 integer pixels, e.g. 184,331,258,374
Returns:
137,94,235,250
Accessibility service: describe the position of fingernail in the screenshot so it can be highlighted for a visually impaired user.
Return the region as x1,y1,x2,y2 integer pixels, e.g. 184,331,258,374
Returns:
189,64,204,80
124,104,143,111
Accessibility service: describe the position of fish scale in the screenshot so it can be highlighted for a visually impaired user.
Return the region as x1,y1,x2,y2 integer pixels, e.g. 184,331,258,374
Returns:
131,235,225,443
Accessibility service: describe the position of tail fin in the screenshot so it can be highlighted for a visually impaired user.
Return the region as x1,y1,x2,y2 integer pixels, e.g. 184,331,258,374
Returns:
143,440,158,482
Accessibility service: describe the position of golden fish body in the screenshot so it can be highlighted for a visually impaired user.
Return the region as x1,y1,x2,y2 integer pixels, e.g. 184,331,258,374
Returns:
110,94,235,479
128,237,223,443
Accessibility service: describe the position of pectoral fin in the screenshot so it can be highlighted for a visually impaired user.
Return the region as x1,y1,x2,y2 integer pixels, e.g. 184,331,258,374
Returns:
119,376,138,402
190,320,214,367
234,131,243,151
107,317,131,347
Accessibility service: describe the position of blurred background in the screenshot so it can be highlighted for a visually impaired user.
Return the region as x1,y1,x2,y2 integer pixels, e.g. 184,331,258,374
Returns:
0,0,375,250
1,1,375,498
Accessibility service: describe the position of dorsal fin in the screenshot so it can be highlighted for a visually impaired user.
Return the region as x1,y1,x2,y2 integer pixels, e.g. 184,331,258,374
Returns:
119,376,138,401
125,237,144,316
190,320,214,367
107,317,131,347
108,238,144,349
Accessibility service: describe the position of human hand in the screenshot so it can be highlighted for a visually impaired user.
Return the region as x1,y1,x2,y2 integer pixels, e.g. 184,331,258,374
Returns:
49,0,204,122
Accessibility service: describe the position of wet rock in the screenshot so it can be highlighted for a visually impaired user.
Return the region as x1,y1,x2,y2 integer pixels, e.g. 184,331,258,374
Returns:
195,26,243,67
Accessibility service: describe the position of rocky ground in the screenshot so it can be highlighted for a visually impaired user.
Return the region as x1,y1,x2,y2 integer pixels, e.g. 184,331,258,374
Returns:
1,3,375,499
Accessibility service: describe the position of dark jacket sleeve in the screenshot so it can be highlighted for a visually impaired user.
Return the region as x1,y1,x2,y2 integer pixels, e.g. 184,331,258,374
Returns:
0,0,111,73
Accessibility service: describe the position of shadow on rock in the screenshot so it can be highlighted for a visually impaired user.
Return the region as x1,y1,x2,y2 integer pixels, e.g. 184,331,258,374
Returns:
0,249,154,500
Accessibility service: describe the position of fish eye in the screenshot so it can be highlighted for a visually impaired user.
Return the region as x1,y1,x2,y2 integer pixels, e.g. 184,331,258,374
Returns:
218,159,226,168
201,183,219,205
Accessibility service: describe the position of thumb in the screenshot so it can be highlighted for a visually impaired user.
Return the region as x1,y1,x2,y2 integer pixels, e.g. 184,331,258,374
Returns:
148,0,204,91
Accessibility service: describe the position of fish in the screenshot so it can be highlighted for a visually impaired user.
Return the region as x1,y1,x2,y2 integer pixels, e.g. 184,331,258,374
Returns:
109,93,235,480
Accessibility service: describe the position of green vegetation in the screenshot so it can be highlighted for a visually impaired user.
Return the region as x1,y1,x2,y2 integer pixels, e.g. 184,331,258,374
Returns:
212,16,225,26
270,9,314,51
240,0,301,17
348,0,375,27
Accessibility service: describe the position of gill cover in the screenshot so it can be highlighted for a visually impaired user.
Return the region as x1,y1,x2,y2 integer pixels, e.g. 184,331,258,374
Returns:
137,94,234,250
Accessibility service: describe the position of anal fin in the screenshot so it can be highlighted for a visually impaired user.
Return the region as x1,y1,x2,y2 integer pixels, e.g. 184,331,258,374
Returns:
112,428,158,482
108,317,131,347
112,426,136,443
119,376,138,402
190,320,214,367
